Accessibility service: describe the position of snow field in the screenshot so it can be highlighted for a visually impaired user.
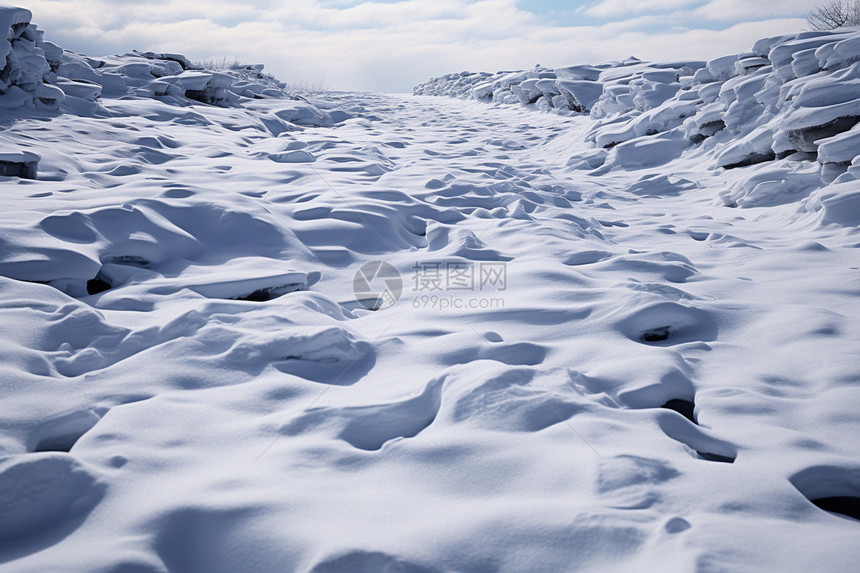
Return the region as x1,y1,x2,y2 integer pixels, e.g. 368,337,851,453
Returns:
0,7,858,573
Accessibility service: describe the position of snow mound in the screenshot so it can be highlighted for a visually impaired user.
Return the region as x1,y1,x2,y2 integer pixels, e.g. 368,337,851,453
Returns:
0,453,106,542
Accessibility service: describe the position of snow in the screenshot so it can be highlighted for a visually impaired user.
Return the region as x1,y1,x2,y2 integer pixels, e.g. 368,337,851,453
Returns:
715,126,776,169
0,6,859,573
816,123,860,163
809,180,860,226
0,6,30,60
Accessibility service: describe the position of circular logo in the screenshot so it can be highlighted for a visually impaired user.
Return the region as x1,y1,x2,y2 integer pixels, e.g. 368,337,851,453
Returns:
353,261,403,310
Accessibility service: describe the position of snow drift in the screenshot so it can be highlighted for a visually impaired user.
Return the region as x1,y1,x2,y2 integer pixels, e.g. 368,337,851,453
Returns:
2,5,860,573
415,28,860,212
0,6,344,178
0,7,328,114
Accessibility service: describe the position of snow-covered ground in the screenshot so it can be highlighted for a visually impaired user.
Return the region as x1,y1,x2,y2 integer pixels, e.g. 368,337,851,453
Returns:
1,6,859,572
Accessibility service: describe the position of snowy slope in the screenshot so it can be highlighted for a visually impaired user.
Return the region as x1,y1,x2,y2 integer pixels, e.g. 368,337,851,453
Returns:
1,6,859,573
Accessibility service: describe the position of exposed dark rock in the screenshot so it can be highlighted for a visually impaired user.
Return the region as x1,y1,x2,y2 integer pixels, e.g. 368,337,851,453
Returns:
185,89,219,105
722,150,776,170
697,451,735,463
0,155,38,179
86,275,111,295
690,120,726,144
641,326,671,342
786,116,860,153
662,399,697,424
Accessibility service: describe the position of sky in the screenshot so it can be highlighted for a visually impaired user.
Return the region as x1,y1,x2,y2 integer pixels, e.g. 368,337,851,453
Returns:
24,0,818,92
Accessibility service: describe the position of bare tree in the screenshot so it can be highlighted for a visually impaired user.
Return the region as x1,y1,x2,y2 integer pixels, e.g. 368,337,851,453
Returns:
807,0,860,30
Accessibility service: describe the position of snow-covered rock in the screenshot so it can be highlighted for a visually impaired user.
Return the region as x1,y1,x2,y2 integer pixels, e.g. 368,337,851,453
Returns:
416,27,860,202
55,50,326,112
0,7,351,182
0,8,346,127
0,6,31,63
0,6,62,109
0,148,38,178
715,126,776,169
816,123,860,163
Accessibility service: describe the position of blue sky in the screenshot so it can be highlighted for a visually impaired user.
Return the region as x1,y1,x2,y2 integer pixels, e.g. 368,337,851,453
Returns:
25,0,815,91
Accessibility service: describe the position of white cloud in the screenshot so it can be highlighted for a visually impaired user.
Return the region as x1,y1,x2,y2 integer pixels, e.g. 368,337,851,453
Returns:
24,0,810,92
692,0,816,21
585,0,702,18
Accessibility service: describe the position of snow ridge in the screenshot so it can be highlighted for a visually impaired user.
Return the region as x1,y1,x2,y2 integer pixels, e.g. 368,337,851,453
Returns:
0,8,344,180
415,28,860,212
0,7,335,117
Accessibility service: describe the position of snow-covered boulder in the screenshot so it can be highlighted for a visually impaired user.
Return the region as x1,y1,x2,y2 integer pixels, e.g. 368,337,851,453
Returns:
417,26,860,195
0,149,38,178
715,126,776,169
694,54,739,84
816,124,860,164
0,6,63,109
0,6,344,122
0,6,30,63
556,80,603,113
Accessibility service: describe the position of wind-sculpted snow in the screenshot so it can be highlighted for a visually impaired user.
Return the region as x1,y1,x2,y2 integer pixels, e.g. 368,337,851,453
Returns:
0,7,64,111
416,28,860,213
0,8,341,159
1,6,859,573
0,9,343,182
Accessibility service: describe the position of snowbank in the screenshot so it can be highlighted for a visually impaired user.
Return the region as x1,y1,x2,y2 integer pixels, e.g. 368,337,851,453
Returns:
416,28,860,209
414,58,702,118
54,51,315,111
0,6,348,180
0,6,343,123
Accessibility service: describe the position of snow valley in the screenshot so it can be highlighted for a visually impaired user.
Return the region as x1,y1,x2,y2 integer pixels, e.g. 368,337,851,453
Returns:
1,4,859,572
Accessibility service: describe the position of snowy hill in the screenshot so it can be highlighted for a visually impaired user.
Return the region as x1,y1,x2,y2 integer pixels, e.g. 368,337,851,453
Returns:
1,5,860,573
